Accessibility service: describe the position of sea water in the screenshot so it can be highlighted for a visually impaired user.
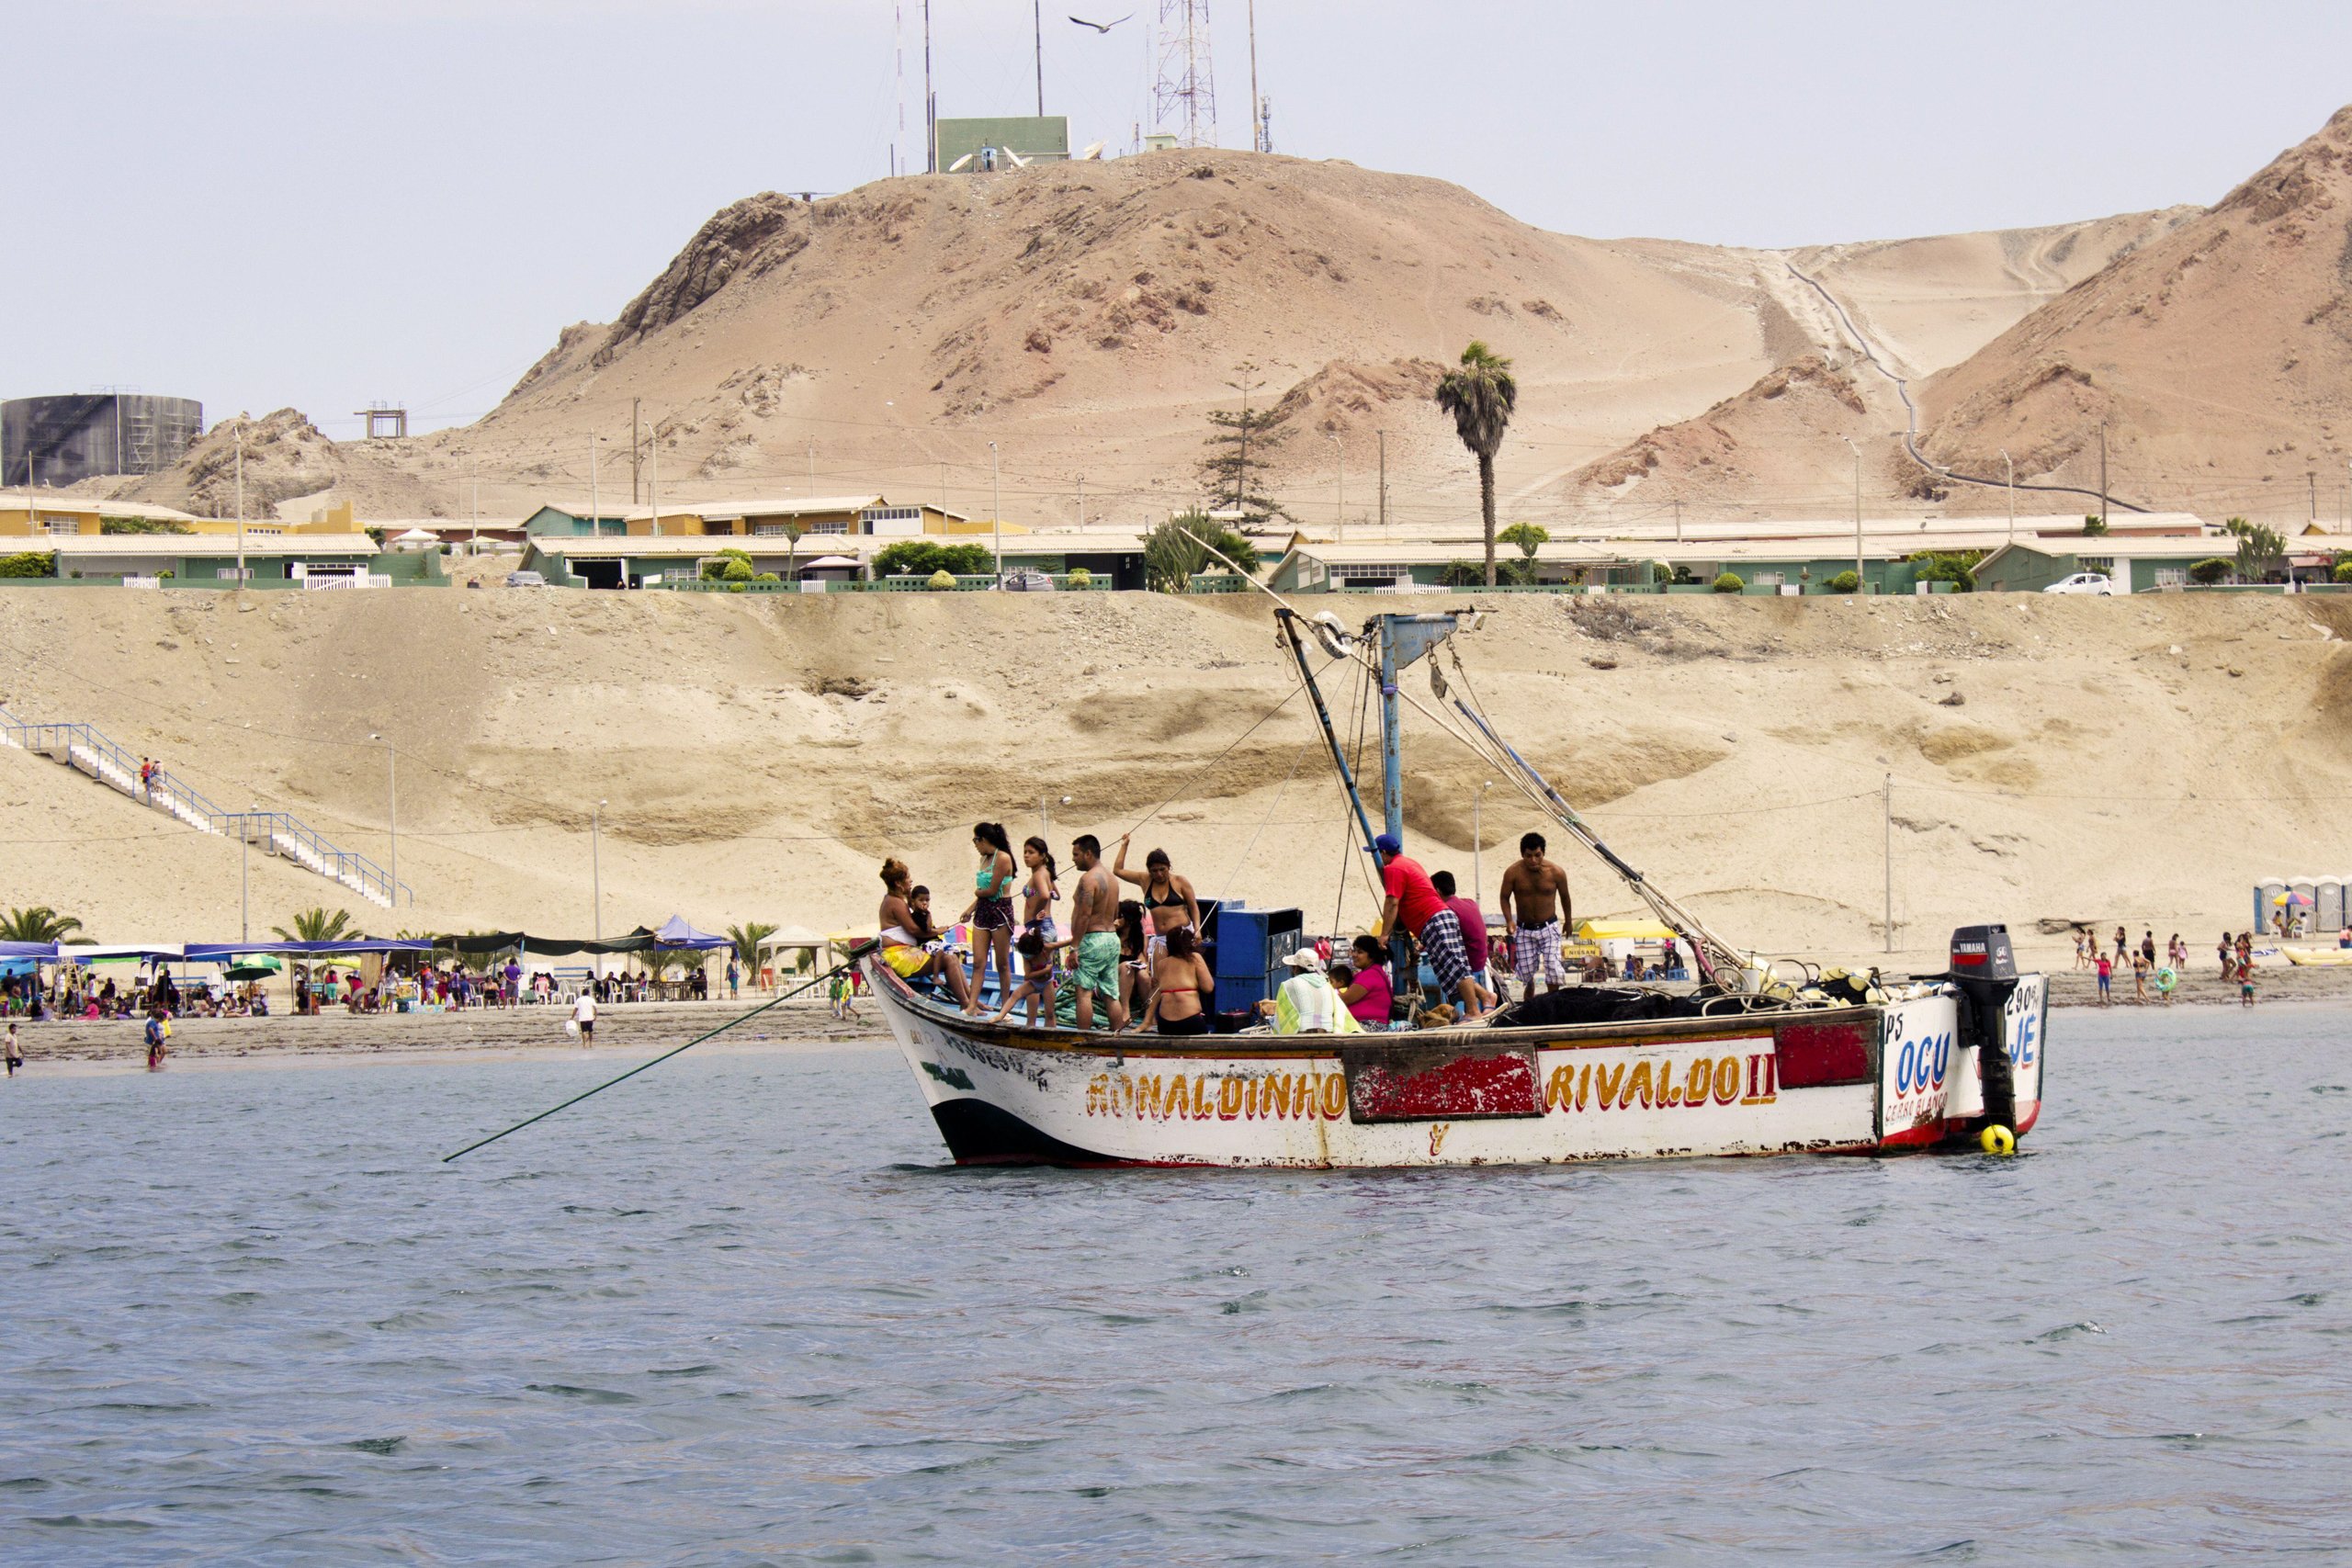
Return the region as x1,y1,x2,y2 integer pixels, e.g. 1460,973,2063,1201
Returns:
2,1005,2348,1565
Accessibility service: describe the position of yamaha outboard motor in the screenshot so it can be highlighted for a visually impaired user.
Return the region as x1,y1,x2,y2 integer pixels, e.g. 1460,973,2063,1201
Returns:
1948,924,2018,1132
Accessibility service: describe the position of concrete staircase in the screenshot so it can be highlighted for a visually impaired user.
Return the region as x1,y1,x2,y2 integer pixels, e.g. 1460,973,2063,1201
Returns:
0,705,408,908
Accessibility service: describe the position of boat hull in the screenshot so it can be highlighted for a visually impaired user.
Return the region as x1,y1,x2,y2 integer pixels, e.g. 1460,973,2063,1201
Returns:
866,960,2047,1168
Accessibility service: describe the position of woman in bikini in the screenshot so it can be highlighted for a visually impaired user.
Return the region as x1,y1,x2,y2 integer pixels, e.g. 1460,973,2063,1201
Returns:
877,858,974,1010
1142,927,1216,1035
986,837,1063,1027
958,822,1019,1016
1114,836,1201,953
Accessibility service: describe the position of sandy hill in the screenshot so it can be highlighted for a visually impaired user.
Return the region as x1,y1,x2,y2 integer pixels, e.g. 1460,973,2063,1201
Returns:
1917,106,2352,521
1,586,2346,971
118,151,2195,533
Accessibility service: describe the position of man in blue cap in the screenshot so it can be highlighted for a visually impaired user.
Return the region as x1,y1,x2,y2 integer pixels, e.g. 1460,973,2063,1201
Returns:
1373,831,1496,1021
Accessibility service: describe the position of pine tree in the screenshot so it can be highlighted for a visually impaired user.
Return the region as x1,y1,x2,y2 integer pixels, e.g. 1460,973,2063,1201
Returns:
1197,362,1291,528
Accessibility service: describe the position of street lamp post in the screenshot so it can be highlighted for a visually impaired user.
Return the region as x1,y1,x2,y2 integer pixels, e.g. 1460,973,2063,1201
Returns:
1999,448,2016,543
369,734,396,907
592,798,607,946
989,441,1002,583
240,804,258,944
233,412,248,586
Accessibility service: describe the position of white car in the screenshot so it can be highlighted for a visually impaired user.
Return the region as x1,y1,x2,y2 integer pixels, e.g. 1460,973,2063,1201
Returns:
2041,571,2115,596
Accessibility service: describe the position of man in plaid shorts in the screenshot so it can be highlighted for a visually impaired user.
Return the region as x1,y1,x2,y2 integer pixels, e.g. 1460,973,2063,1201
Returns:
1499,831,1573,1004
1374,832,1497,1020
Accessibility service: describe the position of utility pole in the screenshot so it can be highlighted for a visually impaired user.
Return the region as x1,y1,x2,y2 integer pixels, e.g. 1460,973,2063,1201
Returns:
1998,447,2018,541
233,412,247,585
241,806,253,944
1247,0,1261,152
371,735,398,908
648,416,661,539
1376,431,1387,534
592,800,606,959
989,440,1002,581
1328,433,1345,544
2098,423,2109,532
2310,471,2319,527
1842,436,1863,590
1673,496,1682,544
1035,0,1045,116
808,440,817,499
1883,773,1893,954
589,435,601,535
923,0,936,173
1076,475,1084,530
630,399,643,504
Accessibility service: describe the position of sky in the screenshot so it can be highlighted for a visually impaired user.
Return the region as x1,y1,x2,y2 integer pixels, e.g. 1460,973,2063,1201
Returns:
8,0,2352,438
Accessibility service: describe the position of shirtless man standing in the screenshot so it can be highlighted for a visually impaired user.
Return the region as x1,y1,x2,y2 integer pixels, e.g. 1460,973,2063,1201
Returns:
1498,832,1574,1003
1067,835,1130,1032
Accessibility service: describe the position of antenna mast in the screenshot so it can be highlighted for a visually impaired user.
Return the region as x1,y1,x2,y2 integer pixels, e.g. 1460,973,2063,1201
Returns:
1153,0,1217,147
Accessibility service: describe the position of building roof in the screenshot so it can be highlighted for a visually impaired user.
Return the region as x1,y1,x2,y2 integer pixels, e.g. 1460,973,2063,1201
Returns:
50,533,380,557
618,495,970,525
0,492,204,524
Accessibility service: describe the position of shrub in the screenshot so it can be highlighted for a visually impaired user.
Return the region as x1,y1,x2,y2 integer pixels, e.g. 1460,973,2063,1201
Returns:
875,540,993,578
702,547,755,581
1143,512,1261,592
1067,567,1092,589
1712,571,1744,593
1827,570,1860,593
727,581,748,592
926,569,958,590
1651,561,1673,585
1439,559,1484,588
2082,514,2109,536
0,551,57,579
2190,558,2232,585
158,569,175,581
2335,562,2352,585
99,517,192,536
753,571,780,583
721,558,754,582
1905,548,1981,592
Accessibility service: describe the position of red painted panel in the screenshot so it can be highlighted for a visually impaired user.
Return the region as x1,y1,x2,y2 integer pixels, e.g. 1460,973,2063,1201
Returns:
1774,1019,1874,1089
1342,1047,1544,1122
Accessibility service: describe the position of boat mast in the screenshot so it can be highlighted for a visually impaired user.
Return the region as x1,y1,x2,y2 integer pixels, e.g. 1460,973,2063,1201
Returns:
1373,613,1461,843
1277,610,1382,860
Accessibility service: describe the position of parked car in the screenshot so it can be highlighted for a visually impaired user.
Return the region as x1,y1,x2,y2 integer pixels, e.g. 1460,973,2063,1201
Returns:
2041,571,2114,596
505,570,547,588
999,569,1056,592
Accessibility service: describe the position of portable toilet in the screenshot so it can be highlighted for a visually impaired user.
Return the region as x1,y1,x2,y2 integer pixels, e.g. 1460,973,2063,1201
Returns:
2255,877,2287,931
2319,877,2345,935
2291,875,2321,931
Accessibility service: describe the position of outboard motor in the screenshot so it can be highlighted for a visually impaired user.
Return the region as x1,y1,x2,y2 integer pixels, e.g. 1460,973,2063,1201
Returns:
1948,924,2018,1134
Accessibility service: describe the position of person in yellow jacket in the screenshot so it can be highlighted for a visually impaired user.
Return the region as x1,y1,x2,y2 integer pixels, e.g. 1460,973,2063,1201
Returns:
1255,947,1363,1034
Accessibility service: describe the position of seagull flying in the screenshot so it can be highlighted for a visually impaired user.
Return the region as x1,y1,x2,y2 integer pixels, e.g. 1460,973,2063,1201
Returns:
1069,13,1131,32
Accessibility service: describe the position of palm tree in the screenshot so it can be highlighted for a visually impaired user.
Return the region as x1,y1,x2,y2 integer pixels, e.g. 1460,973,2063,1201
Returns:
272,907,358,944
779,522,806,585
1434,341,1520,587
727,921,778,972
0,906,84,942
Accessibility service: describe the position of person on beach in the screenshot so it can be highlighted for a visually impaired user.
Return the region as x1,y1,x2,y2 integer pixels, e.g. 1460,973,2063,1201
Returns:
726,955,740,1000
1374,832,1495,1020
5,1021,22,1076
1114,838,1201,954
571,988,595,1044
2131,949,2150,1004
2073,931,2089,970
1065,836,1130,1032
1339,935,1396,1030
1142,927,1216,1035
2141,931,2157,969
2095,952,2112,1006
2241,969,2257,1007
144,1010,169,1069
2236,931,2254,979
959,822,1019,1016
878,860,975,1010
1498,833,1572,1003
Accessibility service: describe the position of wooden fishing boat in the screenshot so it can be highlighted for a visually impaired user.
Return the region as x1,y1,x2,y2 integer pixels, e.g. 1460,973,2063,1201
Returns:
870,603,2048,1168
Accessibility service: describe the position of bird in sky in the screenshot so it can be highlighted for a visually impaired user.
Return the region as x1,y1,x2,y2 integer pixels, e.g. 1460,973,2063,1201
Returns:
1069,13,1131,32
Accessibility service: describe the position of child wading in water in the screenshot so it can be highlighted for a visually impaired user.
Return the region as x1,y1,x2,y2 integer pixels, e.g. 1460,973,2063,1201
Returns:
2241,970,2257,1008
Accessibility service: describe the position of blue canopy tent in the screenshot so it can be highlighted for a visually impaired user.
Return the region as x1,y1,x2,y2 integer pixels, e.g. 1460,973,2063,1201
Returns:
652,916,732,951
0,941,58,962
183,941,435,960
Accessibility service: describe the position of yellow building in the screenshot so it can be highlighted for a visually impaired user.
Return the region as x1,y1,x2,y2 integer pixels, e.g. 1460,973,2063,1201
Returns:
0,491,361,539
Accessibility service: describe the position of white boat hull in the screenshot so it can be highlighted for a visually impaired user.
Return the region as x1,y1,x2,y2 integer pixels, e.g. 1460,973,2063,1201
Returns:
865,959,2048,1168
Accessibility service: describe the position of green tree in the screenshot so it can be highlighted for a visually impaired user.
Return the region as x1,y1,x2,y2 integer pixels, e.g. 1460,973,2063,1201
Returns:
1827,570,1861,594
1712,571,1745,593
701,547,754,581
1197,361,1290,527
2082,514,2109,537
725,921,778,971
99,517,192,536
874,540,993,578
1905,549,1983,592
2189,558,2232,585
0,551,56,579
0,906,84,942
272,907,358,944
1497,521,1548,585
1440,559,1484,588
1144,512,1261,593
1434,342,1520,587
2224,516,2285,582
777,520,806,584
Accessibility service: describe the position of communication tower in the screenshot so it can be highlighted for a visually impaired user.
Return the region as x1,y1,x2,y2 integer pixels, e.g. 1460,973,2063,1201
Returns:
1153,0,1217,148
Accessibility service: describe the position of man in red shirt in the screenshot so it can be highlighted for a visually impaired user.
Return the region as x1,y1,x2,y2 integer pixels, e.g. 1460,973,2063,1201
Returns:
1373,832,1495,1020
1430,870,1492,1001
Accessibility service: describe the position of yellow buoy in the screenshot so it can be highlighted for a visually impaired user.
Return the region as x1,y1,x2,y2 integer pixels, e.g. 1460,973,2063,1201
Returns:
1980,1124,2016,1156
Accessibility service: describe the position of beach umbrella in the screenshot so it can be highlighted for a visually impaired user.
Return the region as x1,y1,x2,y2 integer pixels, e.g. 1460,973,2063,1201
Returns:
2274,891,2313,906
224,961,281,981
